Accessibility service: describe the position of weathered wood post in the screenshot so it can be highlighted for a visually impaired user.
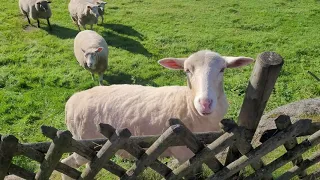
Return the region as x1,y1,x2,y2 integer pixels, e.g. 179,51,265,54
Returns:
36,129,73,180
225,52,284,177
238,51,284,130
0,135,19,179
275,115,307,178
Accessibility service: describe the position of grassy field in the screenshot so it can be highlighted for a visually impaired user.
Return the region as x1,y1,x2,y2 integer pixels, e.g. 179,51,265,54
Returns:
1,0,320,179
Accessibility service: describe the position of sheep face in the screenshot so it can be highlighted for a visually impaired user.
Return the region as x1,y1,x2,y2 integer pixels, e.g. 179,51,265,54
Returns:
81,47,103,69
35,0,51,12
158,50,253,116
96,1,107,12
86,5,100,18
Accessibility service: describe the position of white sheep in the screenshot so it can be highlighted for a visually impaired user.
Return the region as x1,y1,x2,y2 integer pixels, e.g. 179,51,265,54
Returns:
74,30,108,85
68,0,100,31
19,0,52,30
61,50,253,179
90,0,107,24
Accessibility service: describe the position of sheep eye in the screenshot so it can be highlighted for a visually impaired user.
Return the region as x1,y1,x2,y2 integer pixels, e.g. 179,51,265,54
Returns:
220,68,225,73
185,69,191,74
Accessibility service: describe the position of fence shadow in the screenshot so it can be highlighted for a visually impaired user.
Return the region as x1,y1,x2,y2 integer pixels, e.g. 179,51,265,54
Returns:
47,24,78,39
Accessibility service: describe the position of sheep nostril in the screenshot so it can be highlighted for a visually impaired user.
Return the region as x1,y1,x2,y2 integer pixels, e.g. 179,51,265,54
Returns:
199,99,213,110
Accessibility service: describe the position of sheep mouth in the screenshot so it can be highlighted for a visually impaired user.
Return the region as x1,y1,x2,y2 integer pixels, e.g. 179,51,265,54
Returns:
200,111,212,116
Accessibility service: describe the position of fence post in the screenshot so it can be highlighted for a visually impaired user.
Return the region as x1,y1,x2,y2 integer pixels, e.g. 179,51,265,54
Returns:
275,115,307,178
225,52,283,178
36,130,73,180
0,135,19,179
238,51,284,130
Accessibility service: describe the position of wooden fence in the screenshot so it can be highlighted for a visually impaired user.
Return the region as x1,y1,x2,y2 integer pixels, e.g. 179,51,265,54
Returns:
1,116,320,180
1,51,320,180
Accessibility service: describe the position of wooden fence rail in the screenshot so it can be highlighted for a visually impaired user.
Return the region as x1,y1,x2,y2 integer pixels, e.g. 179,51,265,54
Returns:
1,115,319,180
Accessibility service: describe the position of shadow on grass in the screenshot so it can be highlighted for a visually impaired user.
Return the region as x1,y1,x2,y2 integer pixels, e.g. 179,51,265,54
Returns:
102,23,144,40
104,72,158,86
47,24,78,39
101,24,152,57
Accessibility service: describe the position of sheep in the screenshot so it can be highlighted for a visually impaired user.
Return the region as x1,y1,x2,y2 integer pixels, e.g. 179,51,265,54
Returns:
68,0,100,31
19,0,52,30
74,30,108,85
89,0,107,24
61,50,253,179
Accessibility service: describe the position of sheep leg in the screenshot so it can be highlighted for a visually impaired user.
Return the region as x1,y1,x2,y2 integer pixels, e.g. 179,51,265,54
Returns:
72,17,80,31
90,24,93,30
91,73,95,81
82,24,87,30
37,19,40,28
47,18,52,31
169,146,203,179
101,15,104,24
61,153,89,180
26,16,31,24
21,10,31,25
98,73,104,86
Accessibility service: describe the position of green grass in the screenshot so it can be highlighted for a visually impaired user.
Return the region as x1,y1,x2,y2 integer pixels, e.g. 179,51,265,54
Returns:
1,0,320,179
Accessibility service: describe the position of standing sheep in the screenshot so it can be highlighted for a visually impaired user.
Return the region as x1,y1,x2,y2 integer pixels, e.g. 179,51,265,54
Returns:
68,0,100,31
74,30,108,85
19,0,52,30
61,50,253,179
91,0,107,24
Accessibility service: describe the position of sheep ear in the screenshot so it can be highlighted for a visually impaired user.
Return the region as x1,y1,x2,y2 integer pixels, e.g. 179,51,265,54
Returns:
158,58,186,70
47,1,51,3
223,56,254,68
95,47,103,52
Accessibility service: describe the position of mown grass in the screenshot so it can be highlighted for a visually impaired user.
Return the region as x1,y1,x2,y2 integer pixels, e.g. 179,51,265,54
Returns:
1,0,320,179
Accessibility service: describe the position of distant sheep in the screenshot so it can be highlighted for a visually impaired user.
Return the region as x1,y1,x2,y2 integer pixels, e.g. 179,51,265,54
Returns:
61,50,253,179
68,0,100,31
19,0,52,30
74,30,108,85
90,0,107,24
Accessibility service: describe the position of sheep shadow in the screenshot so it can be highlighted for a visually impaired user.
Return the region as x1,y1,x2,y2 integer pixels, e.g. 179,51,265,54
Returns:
103,72,158,87
47,24,79,39
101,25,152,57
102,23,144,40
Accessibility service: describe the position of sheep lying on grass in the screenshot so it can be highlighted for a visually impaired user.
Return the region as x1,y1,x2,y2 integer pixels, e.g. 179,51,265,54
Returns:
19,0,52,30
68,0,100,31
74,30,108,85
90,0,107,24
61,50,253,179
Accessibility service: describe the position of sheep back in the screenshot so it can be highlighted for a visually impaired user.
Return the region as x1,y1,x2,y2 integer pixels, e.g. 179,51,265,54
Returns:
19,0,51,20
74,30,108,74
68,0,98,27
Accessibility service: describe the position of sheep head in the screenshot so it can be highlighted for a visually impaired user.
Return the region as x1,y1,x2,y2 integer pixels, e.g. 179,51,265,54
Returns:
158,50,253,116
81,47,103,69
35,0,51,12
86,5,100,18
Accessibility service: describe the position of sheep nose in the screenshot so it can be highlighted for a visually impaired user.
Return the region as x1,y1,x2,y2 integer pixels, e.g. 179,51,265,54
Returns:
199,98,213,110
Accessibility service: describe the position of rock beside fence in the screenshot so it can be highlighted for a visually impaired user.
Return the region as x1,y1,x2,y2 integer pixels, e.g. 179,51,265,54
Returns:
252,98,320,147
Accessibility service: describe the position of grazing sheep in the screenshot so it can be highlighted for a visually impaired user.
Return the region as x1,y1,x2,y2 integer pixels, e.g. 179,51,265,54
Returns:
89,0,107,24
74,30,108,85
61,50,253,179
19,0,52,30
68,0,100,31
